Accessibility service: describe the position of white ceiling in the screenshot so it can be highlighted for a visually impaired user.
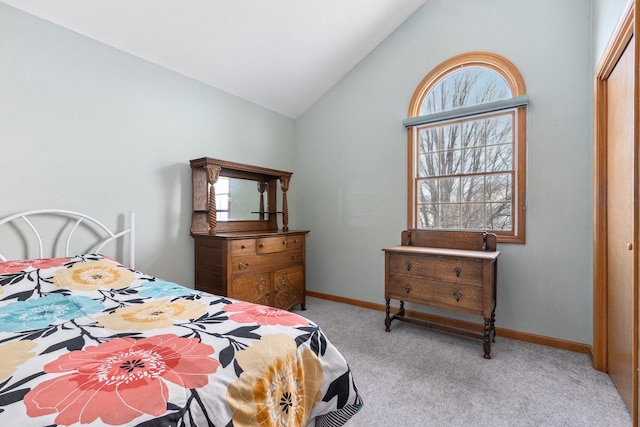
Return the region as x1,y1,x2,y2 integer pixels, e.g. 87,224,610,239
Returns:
2,0,426,118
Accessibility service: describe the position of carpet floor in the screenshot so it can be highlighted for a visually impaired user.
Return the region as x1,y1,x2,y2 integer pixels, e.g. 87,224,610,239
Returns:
298,297,632,427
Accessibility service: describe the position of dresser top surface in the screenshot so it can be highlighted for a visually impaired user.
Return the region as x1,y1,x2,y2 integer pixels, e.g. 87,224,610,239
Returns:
192,229,309,240
383,245,500,260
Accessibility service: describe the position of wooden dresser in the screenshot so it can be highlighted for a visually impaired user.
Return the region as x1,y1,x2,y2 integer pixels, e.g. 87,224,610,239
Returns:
383,230,500,358
193,231,308,310
190,157,308,311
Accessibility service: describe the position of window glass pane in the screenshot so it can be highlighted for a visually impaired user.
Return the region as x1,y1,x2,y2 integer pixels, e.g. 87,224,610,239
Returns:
438,177,460,202
486,174,512,202
462,119,485,148
463,147,485,174
420,124,461,152
439,150,461,176
486,114,513,145
419,153,439,177
461,176,485,202
418,179,438,203
420,67,511,115
439,204,461,228
486,143,512,171
486,203,512,230
417,203,437,228
438,124,461,150
418,128,438,153
462,203,485,229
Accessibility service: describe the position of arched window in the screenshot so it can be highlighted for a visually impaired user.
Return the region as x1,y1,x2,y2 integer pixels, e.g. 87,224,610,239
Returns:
404,52,527,243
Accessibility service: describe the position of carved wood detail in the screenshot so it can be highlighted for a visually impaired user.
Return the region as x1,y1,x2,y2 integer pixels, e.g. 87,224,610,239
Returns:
274,269,303,309
206,165,221,235
189,157,293,234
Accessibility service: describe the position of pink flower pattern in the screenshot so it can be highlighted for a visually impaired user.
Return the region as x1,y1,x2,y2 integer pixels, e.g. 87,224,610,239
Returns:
0,254,361,426
24,334,220,425
0,257,68,274
224,301,309,327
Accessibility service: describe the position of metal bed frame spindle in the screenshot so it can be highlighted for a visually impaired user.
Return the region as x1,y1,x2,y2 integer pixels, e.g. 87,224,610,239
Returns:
0,209,135,269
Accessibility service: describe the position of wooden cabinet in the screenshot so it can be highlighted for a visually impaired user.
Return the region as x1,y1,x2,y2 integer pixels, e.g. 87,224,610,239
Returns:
383,230,500,358
190,157,308,311
193,231,308,310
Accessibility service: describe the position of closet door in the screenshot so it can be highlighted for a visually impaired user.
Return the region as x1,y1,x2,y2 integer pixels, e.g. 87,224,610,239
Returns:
593,4,638,424
605,35,637,416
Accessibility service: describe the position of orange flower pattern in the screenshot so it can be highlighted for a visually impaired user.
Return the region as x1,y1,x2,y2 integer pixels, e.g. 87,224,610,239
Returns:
0,254,362,426
53,259,135,291
96,298,208,331
0,340,37,380
227,334,323,426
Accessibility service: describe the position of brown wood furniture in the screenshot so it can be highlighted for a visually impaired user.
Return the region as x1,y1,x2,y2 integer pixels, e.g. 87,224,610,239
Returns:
190,157,308,310
383,230,500,358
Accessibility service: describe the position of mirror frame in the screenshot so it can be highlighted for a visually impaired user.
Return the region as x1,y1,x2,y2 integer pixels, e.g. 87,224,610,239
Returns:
190,157,293,234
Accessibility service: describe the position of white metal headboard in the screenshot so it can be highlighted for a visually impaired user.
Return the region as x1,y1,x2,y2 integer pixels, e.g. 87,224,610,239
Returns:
0,209,135,269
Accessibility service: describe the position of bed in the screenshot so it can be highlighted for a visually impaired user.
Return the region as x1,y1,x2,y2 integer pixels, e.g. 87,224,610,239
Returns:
0,210,362,426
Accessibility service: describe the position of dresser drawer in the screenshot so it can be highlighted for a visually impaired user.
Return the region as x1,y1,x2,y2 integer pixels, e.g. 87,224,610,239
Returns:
386,274,483,313
287,235,305,249
256,236,288,254
388,253,483,285
232,250,303,274
230,239,256,256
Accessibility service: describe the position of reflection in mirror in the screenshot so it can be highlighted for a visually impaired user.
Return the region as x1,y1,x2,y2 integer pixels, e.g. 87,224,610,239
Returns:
213,177,268,221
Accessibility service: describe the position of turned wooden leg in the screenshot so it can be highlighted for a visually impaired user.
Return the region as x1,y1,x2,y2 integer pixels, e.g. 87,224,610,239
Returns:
483,317,492,359
490,307,496,342
385,298,391,331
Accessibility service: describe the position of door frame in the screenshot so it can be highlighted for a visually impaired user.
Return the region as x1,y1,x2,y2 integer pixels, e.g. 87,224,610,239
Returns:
593,0,638,422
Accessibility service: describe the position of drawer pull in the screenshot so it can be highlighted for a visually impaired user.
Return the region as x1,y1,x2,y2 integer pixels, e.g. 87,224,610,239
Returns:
241,244,247,249
238,262,250,270
404,284,412,294
259,243,265,248
282,241,286,245
291,254,300,261
454,291,462,301
405,261,412,271
454,267,462,277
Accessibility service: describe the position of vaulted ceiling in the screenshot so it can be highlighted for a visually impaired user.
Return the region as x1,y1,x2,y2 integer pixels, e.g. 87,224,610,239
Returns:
2,0,427,118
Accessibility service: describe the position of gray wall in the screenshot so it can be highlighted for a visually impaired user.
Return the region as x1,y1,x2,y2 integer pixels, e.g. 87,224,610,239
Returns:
0,4,296,283
592,0,631,66
1,0,626,346
295,0,595,344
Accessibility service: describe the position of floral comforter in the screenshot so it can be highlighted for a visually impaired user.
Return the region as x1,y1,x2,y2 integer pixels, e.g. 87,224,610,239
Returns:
0,254,362,426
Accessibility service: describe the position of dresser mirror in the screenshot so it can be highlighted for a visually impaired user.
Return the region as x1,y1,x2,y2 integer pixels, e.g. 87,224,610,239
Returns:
214,177,269,221
190,157,293,234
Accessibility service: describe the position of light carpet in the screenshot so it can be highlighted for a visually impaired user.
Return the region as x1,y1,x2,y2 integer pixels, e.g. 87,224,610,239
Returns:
298,297,632,427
